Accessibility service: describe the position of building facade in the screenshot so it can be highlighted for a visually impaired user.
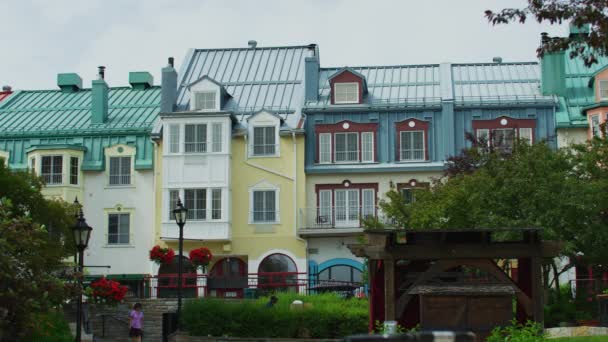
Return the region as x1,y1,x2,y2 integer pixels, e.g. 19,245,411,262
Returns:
0,69,160,287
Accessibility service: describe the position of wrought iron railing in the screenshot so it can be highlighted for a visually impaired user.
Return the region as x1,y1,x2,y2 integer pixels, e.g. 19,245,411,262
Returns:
298,206,394,230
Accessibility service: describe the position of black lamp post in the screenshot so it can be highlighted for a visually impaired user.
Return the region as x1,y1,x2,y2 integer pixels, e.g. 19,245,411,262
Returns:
172,198,188,330
72,198,92,342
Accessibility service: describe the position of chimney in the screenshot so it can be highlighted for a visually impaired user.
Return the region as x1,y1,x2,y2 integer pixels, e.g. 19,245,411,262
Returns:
161,57,177,113
492,57,503,64
2,85,11,92
304,56,319,102
91,66,109,123
540,33,566,96
57,73,82,92
248,40,257,48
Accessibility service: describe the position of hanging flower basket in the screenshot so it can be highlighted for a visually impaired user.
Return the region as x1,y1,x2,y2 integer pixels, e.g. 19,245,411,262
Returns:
189,247,213,271
85,277,128,306
149,245,175,265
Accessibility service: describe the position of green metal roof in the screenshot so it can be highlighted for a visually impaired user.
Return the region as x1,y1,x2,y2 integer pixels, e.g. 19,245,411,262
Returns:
556,54,608,128
0,85,160,170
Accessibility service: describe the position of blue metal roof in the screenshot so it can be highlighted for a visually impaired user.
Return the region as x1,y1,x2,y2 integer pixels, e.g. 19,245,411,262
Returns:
305,62,553,109
176,45,317,127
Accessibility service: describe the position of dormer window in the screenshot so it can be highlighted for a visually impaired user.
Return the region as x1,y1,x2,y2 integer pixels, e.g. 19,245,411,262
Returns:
194,91,216,111
334,83,359,104
600,80,608,100
253,126,276,156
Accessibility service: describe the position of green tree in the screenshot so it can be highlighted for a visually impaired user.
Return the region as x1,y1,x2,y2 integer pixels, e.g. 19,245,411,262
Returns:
485,0,608,66
0,162,76,341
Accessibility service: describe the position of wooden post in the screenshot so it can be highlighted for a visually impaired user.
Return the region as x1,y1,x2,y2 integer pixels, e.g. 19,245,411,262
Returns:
368,259,376,332
384,258,395,321
531,257,544,323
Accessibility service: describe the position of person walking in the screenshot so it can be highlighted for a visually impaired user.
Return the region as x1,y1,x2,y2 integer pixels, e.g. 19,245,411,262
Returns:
128,302,144,342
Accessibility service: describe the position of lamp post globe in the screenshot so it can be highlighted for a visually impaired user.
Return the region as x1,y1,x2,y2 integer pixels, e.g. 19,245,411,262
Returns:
173,198,188,331
72,198,92,342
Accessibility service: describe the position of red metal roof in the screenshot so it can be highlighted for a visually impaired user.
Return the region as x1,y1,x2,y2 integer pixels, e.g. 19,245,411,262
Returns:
0,91,12,103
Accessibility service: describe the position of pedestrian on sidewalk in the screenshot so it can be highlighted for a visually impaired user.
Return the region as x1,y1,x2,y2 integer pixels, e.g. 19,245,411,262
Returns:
128,302,144,342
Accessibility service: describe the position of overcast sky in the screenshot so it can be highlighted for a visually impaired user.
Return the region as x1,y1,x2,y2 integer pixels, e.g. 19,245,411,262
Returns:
1,0,569,90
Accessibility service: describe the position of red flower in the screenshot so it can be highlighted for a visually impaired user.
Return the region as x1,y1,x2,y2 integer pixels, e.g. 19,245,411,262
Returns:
89,277,128,305
189,247,213,269
149,245,175,265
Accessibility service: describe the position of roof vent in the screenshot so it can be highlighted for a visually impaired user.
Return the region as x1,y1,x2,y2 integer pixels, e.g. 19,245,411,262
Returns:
248,40,257,48
57,73,83,93
2,85,11,92
129,72,154,90
98,66,106,80
168,57,174,67
493,57,503,64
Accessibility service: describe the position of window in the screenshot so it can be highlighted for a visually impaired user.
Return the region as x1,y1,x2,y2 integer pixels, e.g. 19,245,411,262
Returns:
401,188,415,204
70,157,78,185
476,129,490,147
108,213,130,245
400,131,425,161
600,80,608,100
591,115,601,137
316,184,377,227
334,83,359,104
252,190,276,222
211,189,222,219
212,123,223,152
41,156,62,185
185,124,207,153
319,133,331,164
169,124,180,153
519,128,533,144
362,188,375,218
253,126,276,156
168,190,179,219
194,91,216,110
109,156,131,185
318,190,332,224
258,254,297,290
361,132,374,162
30,157,36,174
185,189,206,220
492,129,516,153
318,265,362,283
335,133,358,162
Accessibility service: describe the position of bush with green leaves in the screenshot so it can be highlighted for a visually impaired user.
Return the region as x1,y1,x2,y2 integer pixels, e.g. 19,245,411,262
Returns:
182,293,368,338
486,320,546,342
25,310,72,342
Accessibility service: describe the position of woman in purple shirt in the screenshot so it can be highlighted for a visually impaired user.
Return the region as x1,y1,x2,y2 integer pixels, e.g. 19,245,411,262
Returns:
128,302,144,342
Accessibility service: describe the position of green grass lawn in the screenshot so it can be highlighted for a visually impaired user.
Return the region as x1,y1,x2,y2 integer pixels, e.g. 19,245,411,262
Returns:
551,336,608,341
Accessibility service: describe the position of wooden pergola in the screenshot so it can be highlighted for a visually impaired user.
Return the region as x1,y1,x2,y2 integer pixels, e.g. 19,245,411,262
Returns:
349,228,562,332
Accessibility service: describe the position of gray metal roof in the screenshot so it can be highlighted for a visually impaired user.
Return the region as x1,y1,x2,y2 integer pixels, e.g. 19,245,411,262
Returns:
176,45,317,127
306,61,552,108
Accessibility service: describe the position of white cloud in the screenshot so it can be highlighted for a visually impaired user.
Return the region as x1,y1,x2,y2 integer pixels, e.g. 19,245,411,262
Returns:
0,0,568,90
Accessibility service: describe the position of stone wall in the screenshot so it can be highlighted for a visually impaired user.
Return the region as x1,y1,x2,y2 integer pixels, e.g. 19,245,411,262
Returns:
546,326,608,338
90,298,178,342
169,334,341,342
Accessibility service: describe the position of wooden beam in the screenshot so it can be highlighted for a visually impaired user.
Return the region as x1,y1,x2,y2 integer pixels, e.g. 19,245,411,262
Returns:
384,258,396,321
362,242,561,259
531,257,544,323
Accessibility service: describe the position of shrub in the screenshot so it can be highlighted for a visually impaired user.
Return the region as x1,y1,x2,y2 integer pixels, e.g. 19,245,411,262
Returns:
182,293,368,338
25,310,72,342
486,320,546,342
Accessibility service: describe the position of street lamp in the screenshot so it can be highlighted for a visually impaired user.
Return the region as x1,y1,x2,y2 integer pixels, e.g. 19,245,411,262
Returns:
72,198,92,342
173,198,188,330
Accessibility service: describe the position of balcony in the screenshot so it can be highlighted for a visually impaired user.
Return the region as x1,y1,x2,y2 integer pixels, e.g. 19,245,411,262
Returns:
298,206,394,236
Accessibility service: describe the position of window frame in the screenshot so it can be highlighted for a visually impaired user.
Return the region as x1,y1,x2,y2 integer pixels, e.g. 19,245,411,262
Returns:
251,189,278,223
168,124,180,154
41,155,63,185
315,183,378,225
184,123,208,153
333,82,359,104
107,212,130,246
193,91,217,111
472,116,536,152
315,121,378,164
591,114,602,138
69,156,79,185
334,132,359,163
108,156,132,186
599,80,608,101
251,126,277,157
395,119,429,162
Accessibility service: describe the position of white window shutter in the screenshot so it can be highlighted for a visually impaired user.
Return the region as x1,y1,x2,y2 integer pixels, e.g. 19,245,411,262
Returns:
319,133,331,163
361,132,374,162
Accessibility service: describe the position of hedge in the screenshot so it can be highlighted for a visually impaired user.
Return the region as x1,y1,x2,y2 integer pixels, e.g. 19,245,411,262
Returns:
182,293,369,338
25,310,72,342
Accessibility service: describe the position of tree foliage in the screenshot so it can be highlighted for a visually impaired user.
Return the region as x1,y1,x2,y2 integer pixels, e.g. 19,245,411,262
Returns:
485,0,608,66
0,162,77,341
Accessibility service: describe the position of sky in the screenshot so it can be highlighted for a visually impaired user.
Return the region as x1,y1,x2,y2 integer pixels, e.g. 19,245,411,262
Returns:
0,0,569,90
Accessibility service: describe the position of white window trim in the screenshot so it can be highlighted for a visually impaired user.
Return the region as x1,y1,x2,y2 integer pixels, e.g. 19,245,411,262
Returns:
599,80,608,101
69,156,80,186
399,130,426,162
40,155,64,186
184,123,208,154
249,125,280,158
105,144,136,188
248,182,280,224
476,129,490,147
166,188,224,223
361,131,375,163
591,114,601,138
103,206,135,248
318,133,332,164
334,82,359,104
333,132,359,164
168,123,180,154
193,90,217,111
